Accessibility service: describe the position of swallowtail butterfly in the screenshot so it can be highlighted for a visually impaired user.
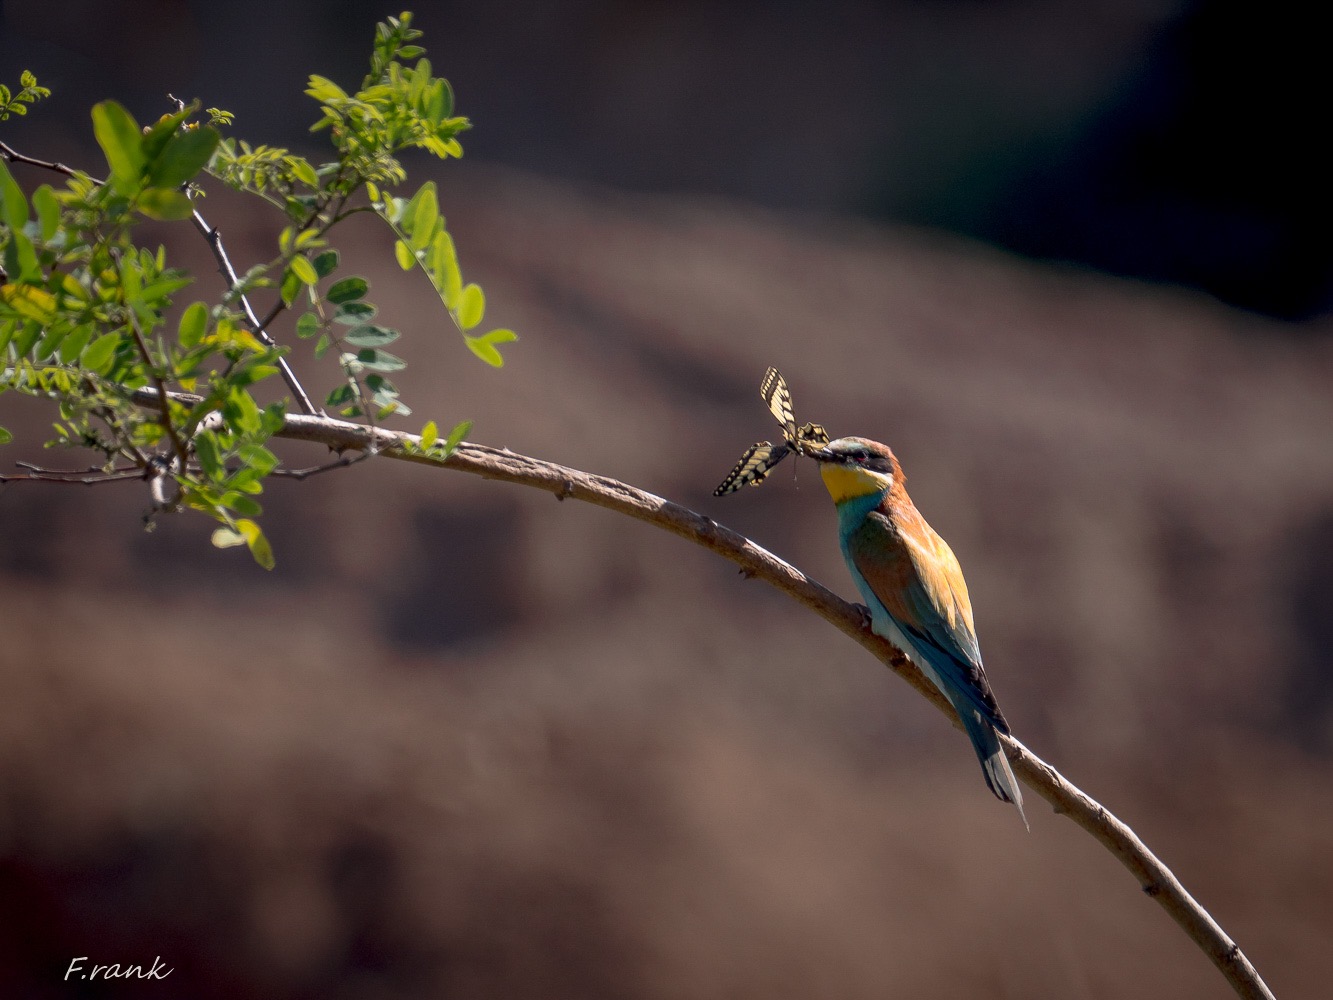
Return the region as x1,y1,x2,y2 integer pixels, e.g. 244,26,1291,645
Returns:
713,367,829,496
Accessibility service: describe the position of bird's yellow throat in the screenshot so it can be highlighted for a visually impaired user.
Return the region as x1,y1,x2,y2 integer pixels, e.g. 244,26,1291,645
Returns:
819,463,893,504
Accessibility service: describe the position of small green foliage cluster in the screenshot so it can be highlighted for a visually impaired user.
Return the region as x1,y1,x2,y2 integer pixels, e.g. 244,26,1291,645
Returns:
0,71,50,121
0,12,507,567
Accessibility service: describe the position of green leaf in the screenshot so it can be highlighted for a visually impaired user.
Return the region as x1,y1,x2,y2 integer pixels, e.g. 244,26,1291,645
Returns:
178,301,209,348
0,284,55,322
195,430,224,479
456,283,484,330
325,383,355,407
34,323,68,361
140,105,194,162
394,239,415,270
410,184,438,250
280,267,301,306
211,526,246,549
356,347,406,372
441,419,472,455
289,156,319,188
223,492,263,518
5,228,39,281
237,443,279,477
419,420,438,449
313,249,340,277
344,324,400,347
137,187,193,220
433,230,462,307
295,312,321,339
239,518,275,570
327,276,368,303
314,332,332,359
464,329,517,368
0,160,28,231
81,331,121,374
12,320,42,356
58,323,93,364
147,127,220,188
465,337,502,367
261,402,287,436
289,255,319,286
334,301,376,324
226,388,263,434
31,185,59,242
0,427,12,445
305,74,348,103
91,101,146,191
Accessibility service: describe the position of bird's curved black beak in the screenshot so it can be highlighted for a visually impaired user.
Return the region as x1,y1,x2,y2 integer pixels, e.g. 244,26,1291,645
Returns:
806,446,836,463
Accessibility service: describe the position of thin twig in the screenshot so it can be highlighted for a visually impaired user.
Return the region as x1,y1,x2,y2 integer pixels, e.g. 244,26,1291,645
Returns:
188,209,318,415
122,299,190,487
266,450,370,480
0,466,144,485
126,386,1273,1000
15,460,140,476
0,139,86,180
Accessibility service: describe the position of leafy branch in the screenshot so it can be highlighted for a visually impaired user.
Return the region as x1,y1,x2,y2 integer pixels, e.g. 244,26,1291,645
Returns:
1,11,500,566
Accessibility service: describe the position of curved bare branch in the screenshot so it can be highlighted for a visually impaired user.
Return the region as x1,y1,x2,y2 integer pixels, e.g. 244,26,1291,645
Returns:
131,388,1276,1000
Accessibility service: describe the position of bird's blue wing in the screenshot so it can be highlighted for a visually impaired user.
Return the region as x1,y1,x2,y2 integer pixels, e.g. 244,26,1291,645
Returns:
845,510,1006,730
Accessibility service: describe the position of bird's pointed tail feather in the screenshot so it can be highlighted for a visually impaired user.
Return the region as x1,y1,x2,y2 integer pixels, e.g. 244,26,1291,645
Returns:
958,705,1028,830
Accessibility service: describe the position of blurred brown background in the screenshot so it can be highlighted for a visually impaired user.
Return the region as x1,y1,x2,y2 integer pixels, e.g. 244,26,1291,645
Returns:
3,1,1332,997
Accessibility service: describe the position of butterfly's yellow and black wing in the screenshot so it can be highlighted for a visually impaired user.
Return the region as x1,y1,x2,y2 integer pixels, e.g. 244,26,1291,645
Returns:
794,421,830,453
713,441,791,496
760,367,798,446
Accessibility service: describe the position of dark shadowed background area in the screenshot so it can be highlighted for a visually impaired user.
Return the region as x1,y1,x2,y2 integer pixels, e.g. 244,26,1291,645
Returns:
2,1,1332,997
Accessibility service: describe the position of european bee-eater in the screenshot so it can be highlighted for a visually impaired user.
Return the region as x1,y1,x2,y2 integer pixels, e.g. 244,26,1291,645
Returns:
812,436,1027,826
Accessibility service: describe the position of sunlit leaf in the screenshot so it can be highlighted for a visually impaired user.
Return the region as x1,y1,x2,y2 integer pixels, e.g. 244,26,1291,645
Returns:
0,160,28,230
212,526,247,549
441,419,472,455
194,430,224,479
57,323,93,363
91,101,145,191
410,184,438,250
80,332,121,374
420,420,438,449
289,255,319,286
147,127,220,188
456,282,484,330
177,302,209,348
137,187,193,220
